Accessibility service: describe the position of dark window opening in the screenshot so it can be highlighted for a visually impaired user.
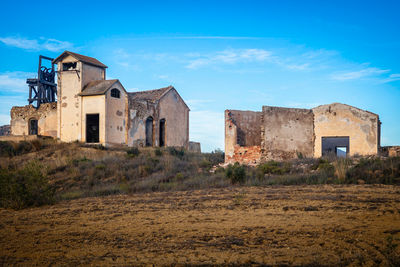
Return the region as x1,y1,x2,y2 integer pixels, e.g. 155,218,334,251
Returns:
145,117,154,147
29,119,38,135
62,62,77,71
86,114,99,143
111,88,120,98
159,119,166,147
322,137,349,157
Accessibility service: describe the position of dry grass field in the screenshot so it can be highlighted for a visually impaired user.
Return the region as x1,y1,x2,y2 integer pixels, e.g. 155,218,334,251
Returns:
1,185,399,266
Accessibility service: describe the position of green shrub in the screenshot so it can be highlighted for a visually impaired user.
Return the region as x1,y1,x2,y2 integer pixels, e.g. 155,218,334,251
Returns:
127,147,140,157
155,148,162,156
16,141,33,155
226,163,246,184
258,161,290,176
168,147,185,159
0,141,15,157
346,157,400,184
0,161,55,209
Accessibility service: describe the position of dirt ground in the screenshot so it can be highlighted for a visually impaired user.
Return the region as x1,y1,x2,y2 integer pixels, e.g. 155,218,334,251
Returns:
0,185,399,266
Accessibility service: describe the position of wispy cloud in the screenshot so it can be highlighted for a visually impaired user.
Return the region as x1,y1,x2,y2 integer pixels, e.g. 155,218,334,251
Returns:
331,67,390,81
0,71,35,92
186,48,272,69
0,36,73,52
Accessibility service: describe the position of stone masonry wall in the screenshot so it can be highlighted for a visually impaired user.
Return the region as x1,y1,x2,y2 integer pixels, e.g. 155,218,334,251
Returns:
261,106,314,161
225,110,262,165
11,103,57,137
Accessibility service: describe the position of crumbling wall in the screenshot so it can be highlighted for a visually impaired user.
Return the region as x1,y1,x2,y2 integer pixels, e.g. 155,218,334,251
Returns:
380,146,400,157
225,110,262,165
313,103,379,157
189,141,201,153
261,106,314,161
11,103,57,137
127,98,158,147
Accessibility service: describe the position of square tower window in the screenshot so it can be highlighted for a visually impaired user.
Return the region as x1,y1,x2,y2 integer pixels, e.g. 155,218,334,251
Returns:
62,62,77,71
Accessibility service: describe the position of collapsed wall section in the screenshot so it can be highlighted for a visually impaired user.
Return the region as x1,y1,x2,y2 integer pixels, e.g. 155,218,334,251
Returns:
225,110,262,165
261,106,314,161
10,103,57,137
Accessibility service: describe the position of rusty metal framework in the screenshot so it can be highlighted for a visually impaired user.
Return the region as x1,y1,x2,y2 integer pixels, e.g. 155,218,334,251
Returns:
27,55,57,108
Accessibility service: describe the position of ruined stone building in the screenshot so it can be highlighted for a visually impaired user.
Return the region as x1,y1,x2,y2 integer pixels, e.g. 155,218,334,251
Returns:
225,103,382,164
10,51,190,148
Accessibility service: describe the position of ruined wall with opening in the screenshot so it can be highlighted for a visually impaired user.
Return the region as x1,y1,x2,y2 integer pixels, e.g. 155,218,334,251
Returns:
81,95,105,144
127,98,158,147
261,106,314,161
11,103,57,137
158,89,189,148
225,110,262,165
312,103,379,157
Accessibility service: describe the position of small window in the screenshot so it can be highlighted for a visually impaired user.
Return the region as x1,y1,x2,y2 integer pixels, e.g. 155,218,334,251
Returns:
336,147,347,157
62,62,77,71
111,88,120,98
29,119,38,135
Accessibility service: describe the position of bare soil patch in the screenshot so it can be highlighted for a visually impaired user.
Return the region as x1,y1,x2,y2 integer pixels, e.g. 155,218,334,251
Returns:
0,185,399,266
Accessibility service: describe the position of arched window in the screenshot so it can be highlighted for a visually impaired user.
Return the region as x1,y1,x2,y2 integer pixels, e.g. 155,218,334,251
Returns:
29,118,38,135
111,88,120,98
145,117,154,146
159,119,166,147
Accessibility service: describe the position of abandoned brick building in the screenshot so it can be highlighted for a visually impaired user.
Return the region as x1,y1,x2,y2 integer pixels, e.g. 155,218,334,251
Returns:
225,103,382,165
10,51,190,148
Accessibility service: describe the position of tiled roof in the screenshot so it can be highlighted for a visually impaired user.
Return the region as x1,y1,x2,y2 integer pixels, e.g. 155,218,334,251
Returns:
53,51,108,68
79,79,119,96
128,85,173,101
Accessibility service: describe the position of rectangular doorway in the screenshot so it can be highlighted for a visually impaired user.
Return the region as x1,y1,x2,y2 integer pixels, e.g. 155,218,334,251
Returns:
86,114,99,143
322,137,349,157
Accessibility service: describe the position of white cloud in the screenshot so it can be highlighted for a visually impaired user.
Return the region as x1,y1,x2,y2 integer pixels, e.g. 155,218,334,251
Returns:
331,67,390,81
0,36,72,52
382,73,400,83
190,110,224,152
186,49,272,69
0,71,35,92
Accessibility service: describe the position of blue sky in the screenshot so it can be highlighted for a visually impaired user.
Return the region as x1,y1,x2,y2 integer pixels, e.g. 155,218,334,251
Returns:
1,0,399,151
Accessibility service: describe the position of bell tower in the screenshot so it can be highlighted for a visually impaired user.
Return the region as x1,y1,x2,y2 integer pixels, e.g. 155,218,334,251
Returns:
53,51,107,142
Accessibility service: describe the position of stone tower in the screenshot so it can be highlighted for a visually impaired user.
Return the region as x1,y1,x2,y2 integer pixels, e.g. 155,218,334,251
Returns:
53,51,107,142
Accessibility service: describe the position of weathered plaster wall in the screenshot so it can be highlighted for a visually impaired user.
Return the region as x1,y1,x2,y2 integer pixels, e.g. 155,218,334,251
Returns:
105,84,127,146
189,141,201,153
57,56,83,142
81,95,106,144
312,103,379,157
127,99,157,147
159,89,189,148
82,63,105,88
261,106,314,161
11,103,57,137
225,110,262,164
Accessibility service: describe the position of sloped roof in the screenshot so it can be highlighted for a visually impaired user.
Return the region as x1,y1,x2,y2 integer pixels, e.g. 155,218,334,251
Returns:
128,85,173,101
53,51,108,68
79,79,119,96
312,102,378,117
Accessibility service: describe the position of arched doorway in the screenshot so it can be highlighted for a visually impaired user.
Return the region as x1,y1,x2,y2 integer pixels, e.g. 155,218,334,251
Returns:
145,116,154,146
159,119,166,147
29,118,38,135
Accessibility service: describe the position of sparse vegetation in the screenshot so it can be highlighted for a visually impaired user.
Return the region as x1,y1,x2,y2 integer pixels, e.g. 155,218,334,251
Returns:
0,139,399,209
